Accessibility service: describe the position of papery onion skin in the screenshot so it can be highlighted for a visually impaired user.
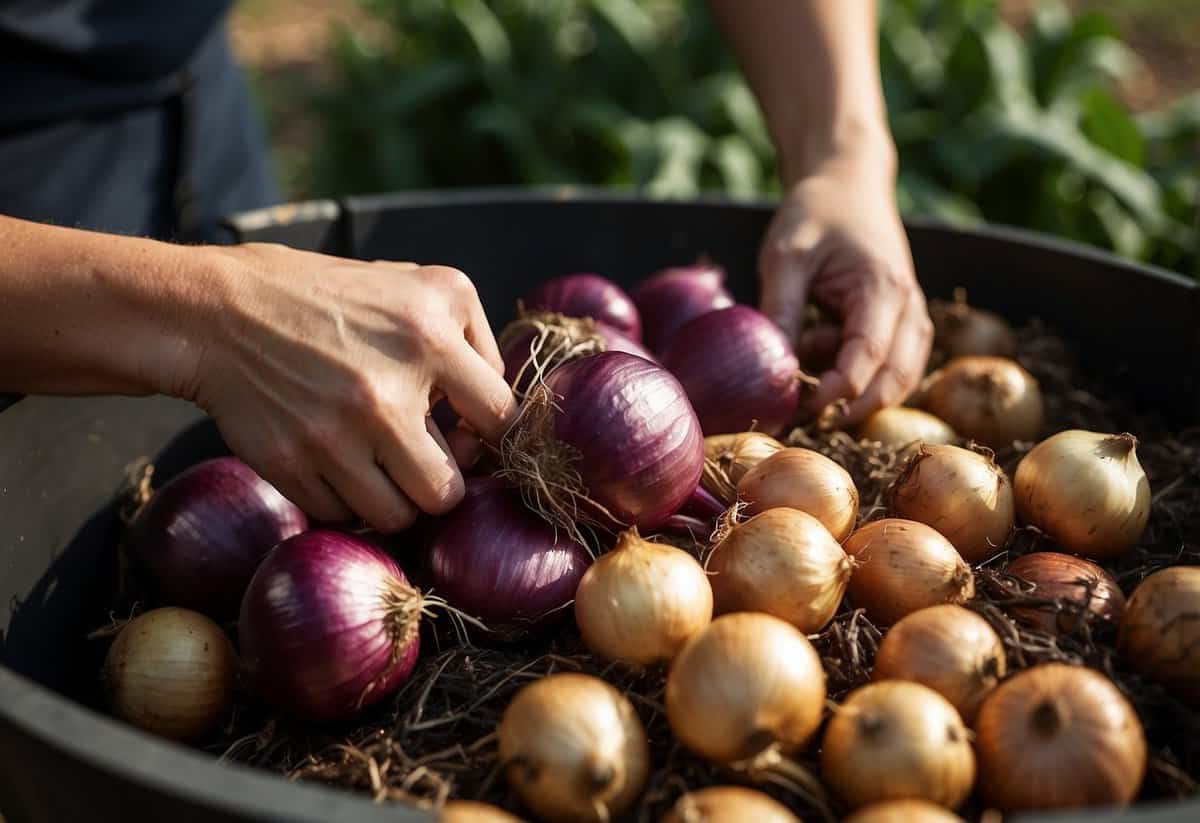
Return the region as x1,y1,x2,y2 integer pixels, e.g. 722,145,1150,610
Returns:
102,607,236,742
524,273,641,340
631,261,734,353
845,800,965,823
701,431,785,503
666,612,826,764
871,605,1006,723
975,663,1146,811
239,530,422,723
890,445,1014,563
737,448,859,542
857,407,957,450
662,786,800,823
440,801,527,823
843,519,975,626
1014,430,1150,559
660,306,802,436
930,297,1017,360
821,680,976,810
1119,566,1200,704
707,508,852,633
1005,552,1126,634
498,672,649,823
125,457,307,618
923,356,1043,448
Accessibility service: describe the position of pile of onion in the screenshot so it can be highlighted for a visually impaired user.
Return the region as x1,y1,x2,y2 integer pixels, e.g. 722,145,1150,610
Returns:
662,786,800,823
929,292,1017,359
523,272,641,341
631,261,734,353
922,356,1043,447
737,447,859,541
857,407,957,450
701,431,784,502
1005,552,1125,634
1119,566,1200,704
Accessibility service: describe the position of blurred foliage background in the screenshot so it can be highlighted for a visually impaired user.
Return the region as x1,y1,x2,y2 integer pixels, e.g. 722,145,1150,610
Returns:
232,0,1200,274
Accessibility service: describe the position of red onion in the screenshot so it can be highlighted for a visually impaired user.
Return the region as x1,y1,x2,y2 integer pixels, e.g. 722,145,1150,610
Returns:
125,457,307,618
632,261,734,353
523,273,642,341
500,352,704,534
424,478,592,633
239,530,423,722
660,306,803,436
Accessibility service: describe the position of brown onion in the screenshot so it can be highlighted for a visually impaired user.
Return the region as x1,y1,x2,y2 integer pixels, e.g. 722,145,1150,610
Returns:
872,605,1006,723
662,786,800,823
701,431,785,501
1014,430,1151,559
844,800,965,823
821,680,976,810
1119,566,1200,704
736,448,859,541
975,663,1146,811
440,801,527,822
707,508,852,632
843,519,975,626
922,356,1043,448
498,672,649,822
890,445,1014,563
930,293,1017,359
858,407,957,450
666,613,825,764
1005,552,1126,634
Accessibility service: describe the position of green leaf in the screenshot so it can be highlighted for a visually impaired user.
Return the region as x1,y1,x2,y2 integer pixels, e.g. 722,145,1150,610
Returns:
709,135,762,198
449,0,512,65
1080,87,1144,166
896,169,983,224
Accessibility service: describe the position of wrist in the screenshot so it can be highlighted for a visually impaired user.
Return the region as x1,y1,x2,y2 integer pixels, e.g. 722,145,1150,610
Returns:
778,116,897,189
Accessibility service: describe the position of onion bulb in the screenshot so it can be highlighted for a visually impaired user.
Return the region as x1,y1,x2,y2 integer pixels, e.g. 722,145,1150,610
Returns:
922,356,1043,447
871,605,1006,723
498,672,649,822
440,801,527,822
662,786,800,823
821,680,976,809
844,800,965,823
102,607,236,742
631,261,735,354
857,407,957,450
1005,552,1126,634
1119,566,1200,704
666,612,825,764
974,663,1146,810
843,519,975,626
701,431,784,502
574,530,712,665
1014,430,1151,559
523,273,642,341
707,508,852,632
736,448,859,542
930,294,1016,359
890,445,1014,563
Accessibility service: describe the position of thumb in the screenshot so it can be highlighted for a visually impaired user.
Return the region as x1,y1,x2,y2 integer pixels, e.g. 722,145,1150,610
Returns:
758,253,814,346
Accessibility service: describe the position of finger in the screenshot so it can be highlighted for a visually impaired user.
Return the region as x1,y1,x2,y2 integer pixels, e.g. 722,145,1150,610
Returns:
447,424,483,470
462,293,506,377
758,257,813,345
438,343,519,444
286,473,355,525
797,325,841,372
373,259,420,269
840,292,934,425
320,444,418,533
377,421,467,515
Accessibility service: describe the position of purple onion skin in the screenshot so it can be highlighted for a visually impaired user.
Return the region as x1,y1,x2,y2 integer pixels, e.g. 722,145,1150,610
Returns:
501,321,656,395
239,530,421,723
125,457,307,619
524,274,642,341
544,352,704,530
661,305,801,436
632,262,734,354
425,478,591,632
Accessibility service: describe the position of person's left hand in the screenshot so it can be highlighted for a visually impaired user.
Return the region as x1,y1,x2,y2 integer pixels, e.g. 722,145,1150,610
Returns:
758,147,932,425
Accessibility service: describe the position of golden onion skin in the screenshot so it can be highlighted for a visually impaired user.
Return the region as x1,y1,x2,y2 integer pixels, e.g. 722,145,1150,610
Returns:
858,407,957,450
1119,566,1200,705
737,448,859,541
1005,551,1126,634
661,786,801,823
440,800,527,822
844,799,966,823
923,356,1043,448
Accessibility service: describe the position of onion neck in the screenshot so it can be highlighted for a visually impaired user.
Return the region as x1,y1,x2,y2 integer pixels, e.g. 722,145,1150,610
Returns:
1031,697,1067,737
1101,433,1138,460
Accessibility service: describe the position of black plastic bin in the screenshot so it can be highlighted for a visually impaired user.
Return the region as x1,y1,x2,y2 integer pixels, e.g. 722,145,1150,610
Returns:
0,189,1196,823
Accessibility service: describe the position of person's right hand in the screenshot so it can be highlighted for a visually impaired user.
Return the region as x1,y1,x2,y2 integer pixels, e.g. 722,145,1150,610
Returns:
161,243,517,533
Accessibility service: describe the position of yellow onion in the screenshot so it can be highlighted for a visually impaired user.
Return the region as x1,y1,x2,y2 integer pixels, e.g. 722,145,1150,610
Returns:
575,530,712,666
666,613,825,764
702,432,785,501
707,508,852,632
821,680,976,810
662,786,800,823
440,801,527,822
857,407,957,450
1014,430,1150,559
1119,566,1200,704
102,607,236,742
890,445,1014,563
844,800,965,823
736,448,859,541
843,519,975,626
975,663,1146,811
922,356,1043,448
930,294,1016,359
871,605,1005,723
498,672,649,822
1005,552,1125,634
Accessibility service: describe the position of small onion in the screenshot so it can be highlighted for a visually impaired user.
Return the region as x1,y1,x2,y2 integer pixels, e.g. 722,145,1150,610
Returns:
660,305,803,436
440,801,527,823
822,680,975,810
871,605,1006,723
125,457,307,618
1014,430,1150,559
844,800,965,823
843,519,975,626
1119,566,1200,704
102,607,236,742
701,431,785,502
523,273,641,340
574,529,712,665
737,448,859,542
975,663,1147,810
922,356,1043,448
707,508,852,633
498,672,649,823
662,786,800,823
666,612,825,764
890,445,1014,563
631,261,734,353
1005,552,1126,634
240,530,424,722
930,294,1016,359
857,407,957,450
